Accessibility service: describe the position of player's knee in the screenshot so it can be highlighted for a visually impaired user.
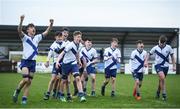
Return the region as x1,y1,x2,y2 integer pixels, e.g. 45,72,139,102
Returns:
27,79,32,85
160,74,165,80
50,78,56,84
136,80,140,85
112,77,116,81
85,77,88,81
73,73,80,78
62,79,67,84
75,76,81,83
62,74,68,80
67,79,71,85
92,77,96,83
23,77,29,83
106,78,110,83
139,82,142,87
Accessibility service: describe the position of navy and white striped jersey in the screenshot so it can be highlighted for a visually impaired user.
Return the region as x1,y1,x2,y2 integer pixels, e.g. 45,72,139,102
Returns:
22,34,43,60
149,45,173,67
47,41,65,63
104,47,121,70
80,47,98,67
130,49,147,73
63,41,81,64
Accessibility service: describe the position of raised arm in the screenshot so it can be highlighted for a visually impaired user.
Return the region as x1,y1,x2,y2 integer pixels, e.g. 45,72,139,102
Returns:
17,15,25,39
42,19,54,37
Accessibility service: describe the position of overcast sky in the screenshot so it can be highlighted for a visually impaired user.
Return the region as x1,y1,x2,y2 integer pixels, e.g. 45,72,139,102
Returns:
0,0,179,27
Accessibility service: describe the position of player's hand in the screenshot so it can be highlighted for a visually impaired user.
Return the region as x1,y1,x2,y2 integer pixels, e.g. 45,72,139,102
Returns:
78,61,82,68
50,19,54,24
20,15,25,21
44,61,49,68
108,56,113,59
173,65,176,71
144,61,148,67
56,62,60,69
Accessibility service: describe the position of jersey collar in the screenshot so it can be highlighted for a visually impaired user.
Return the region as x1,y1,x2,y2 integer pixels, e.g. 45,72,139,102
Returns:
158,44,166,50
86,47,91,52
73,41,79,50
110,47,116,52
137,49,143,54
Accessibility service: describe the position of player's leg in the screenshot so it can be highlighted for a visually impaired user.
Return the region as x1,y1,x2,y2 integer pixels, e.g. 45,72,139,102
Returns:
132,73,137,97
111,69,117,97
90,73,96,96
156,79,161,99
21,72,34,104
73,79,78,96
111,77,116,97
136,73,143,100
52,76,60,98
13,67,29,103
43,74,57,100
135,78,142,100
58,64,69,102
56,75,62,98
58,76,67,102
66,74,72,101
72,64,86,102
101,69,110,96
161,67,168,101
73,67,84,96
21,60,36,104
81,71,88,95
158,71,166,100
74,74,86,102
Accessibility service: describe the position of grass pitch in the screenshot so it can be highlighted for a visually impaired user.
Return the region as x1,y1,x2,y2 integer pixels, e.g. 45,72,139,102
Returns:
0,73,180,108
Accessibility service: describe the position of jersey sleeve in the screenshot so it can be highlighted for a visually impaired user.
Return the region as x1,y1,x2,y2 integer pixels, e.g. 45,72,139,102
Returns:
21,34,28,42
49,43,55,51
35,34,43,43
93,49,98,58
149,46,156,55
117,49,121,58
130,51,135,60
103,48,109,61
64,43,72,53
169,46,174,55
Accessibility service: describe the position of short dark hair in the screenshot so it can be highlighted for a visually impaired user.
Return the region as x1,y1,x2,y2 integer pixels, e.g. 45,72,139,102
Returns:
159,35,167,43
136,40,143,44
111,38,119,43
54,31,62,36
84,38,92,42
61,27,70,32
73,31,82,36
26,23,35,30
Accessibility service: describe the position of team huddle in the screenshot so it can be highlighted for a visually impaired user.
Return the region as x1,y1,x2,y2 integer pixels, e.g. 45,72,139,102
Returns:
12,15,176,104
